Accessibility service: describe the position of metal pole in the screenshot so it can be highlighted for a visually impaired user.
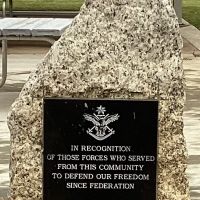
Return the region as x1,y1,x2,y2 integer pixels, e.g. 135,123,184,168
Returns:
9,0,13,17
0,0,8,88
0,40,7,88
2,0,6,17
174,0,182,24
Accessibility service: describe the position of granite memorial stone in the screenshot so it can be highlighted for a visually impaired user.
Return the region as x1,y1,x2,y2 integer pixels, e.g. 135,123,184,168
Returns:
8,0,190,199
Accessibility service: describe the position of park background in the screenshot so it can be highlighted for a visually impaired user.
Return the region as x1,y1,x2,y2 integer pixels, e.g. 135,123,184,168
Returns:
0,0,199,29
0,0,200,200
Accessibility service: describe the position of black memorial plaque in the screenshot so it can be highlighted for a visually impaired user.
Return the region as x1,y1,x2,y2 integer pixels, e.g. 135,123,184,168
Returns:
43,98,158,200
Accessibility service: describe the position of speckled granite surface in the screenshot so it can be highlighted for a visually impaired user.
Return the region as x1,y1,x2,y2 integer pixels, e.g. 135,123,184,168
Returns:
7,0,190,199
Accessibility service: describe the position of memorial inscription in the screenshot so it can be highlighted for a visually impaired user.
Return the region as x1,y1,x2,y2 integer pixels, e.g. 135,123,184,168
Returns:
43,99,158,200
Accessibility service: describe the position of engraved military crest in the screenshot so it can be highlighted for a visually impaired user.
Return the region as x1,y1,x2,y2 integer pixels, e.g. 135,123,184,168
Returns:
83,105,120,141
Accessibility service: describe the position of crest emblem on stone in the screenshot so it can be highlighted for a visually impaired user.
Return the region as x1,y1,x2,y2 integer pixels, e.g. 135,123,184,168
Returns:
83,105,120,141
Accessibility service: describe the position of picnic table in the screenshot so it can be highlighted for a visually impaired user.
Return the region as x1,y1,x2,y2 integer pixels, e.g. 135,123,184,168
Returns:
0,0,73,88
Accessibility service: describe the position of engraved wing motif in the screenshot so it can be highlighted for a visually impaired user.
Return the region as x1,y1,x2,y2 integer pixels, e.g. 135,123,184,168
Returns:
83,114,100,126
103,114,120,126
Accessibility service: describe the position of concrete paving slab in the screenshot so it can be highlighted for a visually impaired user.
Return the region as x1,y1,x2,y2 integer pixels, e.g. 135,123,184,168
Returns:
0,45,47,198
0,93,19,120
0,46,47,93
181,25,200,51
182,37,200,200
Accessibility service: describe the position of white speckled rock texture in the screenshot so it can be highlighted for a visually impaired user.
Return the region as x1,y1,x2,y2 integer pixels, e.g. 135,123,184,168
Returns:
7,0,190,199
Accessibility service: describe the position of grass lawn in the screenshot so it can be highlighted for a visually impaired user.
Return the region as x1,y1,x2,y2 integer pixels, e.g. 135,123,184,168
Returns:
183,0,200,29
0,0,84,11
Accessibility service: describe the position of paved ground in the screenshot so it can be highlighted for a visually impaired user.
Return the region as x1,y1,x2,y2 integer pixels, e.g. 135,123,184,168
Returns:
183,39,200,200
0,31,200,199
0,45,49,198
